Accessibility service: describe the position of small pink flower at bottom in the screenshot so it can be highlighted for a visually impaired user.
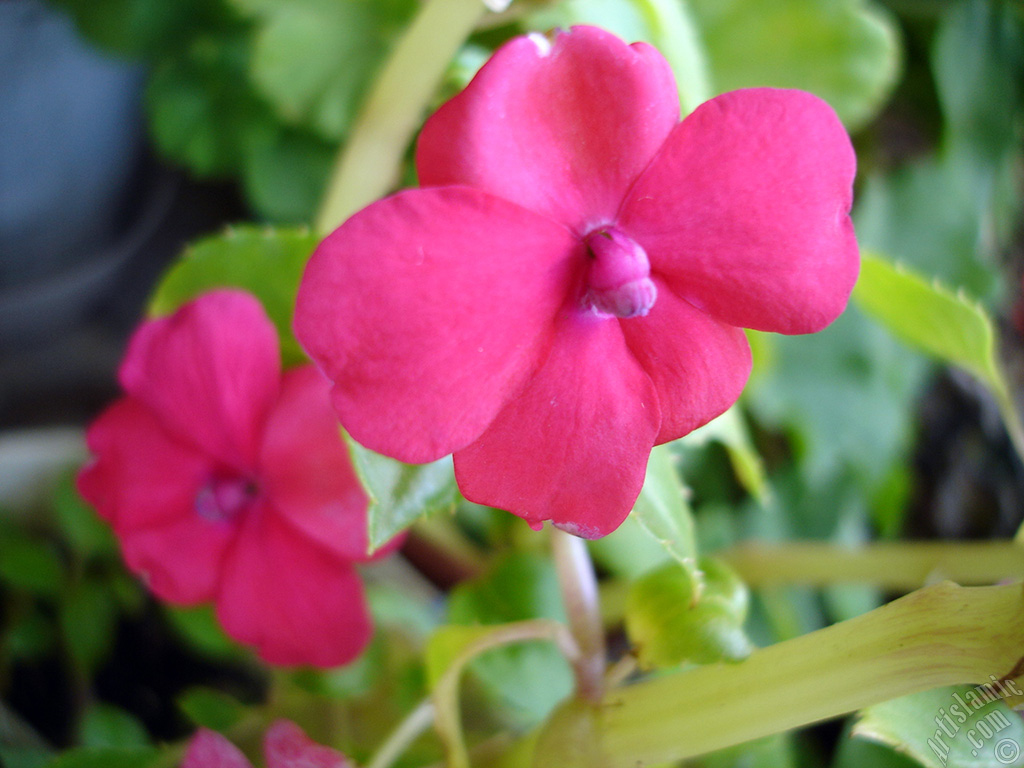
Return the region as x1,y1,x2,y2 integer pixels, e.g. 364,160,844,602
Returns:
79,290,395,667
182,721,352,768
295,25,860,539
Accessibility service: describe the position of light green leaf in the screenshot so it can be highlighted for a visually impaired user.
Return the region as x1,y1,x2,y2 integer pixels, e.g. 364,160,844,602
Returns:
687,0,900,130
149,225,319,367
854,684,1024,768
231,0,417,140
853,251,1024,460
527,0,711,111
625,557,752,669
345,436,458,552
632,444,701,585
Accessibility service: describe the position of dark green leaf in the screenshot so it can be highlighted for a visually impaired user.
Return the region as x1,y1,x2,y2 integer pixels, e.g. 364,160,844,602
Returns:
78,705,149,749
53,474,116,560
164,605,241,660
59,581,117,676
0,522,64,596
42,746,160,768
177,688,247,733
149,225,319,367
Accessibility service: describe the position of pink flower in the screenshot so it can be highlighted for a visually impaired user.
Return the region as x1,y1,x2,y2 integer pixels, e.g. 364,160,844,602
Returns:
182,720,351,768
79,290,392,667
295,26,858,538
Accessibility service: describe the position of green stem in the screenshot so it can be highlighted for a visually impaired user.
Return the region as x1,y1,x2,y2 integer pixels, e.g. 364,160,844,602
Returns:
314,0,490,235
595,581,1024,765
720,540,1024,589
552,528,607,702
365,699,436,768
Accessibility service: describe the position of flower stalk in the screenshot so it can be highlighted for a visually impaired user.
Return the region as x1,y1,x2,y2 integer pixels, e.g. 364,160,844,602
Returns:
720,540,1024,589
552,528,607,702
593,581,1024,765
314,0,490,235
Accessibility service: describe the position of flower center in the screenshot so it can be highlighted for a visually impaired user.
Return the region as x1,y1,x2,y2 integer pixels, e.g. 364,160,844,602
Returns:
195,474,258,523
583,227,656,319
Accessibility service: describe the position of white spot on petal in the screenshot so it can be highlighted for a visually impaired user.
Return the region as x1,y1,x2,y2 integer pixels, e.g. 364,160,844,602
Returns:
528,32,552,57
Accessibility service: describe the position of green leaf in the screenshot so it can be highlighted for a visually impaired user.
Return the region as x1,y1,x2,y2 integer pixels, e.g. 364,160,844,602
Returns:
853,684,1024,768
0,522,63,596
632,444,701,584
853,251,1011,406
53,474,116,560
177,688,247,733
78,705,149,749
625,557,752,669
240,125,334,224
50,0,234,59
687,0,900,130
345,436,458,552
42,747,161,768
149,225,319,367
447,554,574,728
232,0,418,140
59,581,117,676
164,605,241,660
5,608,57,661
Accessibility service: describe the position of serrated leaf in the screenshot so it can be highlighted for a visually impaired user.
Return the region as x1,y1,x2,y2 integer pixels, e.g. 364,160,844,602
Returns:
687,0,900,130
150,225,318,367
853,251,1008,402
344,436,457,552
632,444,701,584
625,557,752,669
177,688,247,733
854,684,1024,768
232,0,418,140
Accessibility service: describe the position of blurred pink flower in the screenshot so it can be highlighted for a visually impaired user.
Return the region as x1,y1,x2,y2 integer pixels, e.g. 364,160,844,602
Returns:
182,720,351,768
295,25,859,538
79,289,393,667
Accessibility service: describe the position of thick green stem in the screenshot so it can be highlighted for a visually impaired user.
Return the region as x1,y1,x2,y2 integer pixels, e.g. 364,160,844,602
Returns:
314,0,490,235
720,540,1024,589
552,528,607,702
594,581,1024,766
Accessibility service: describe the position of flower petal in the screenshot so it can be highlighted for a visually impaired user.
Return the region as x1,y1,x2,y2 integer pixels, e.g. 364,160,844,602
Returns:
118,290,281,470
182,729,253,768
264,720,351,768
620,88,859,334
78,398,209,529
453,315,661,538
258,366,376,561
417,25,679,232
216,505,372,667
620,281,752,444
295,187,581,464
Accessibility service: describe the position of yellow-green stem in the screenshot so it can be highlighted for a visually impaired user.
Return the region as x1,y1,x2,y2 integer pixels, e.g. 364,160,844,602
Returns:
552,528,607,702
314,0,490,235
595,581,1024,766
720,540,1024,589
